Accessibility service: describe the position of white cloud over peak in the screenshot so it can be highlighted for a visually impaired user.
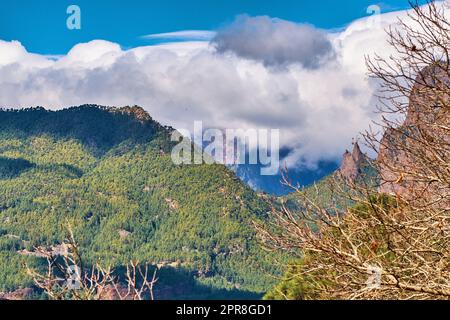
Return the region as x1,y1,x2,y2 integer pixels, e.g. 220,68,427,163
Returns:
1,4,446,169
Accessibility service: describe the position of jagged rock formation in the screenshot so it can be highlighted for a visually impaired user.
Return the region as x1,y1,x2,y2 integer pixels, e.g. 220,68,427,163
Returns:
339,142,369,183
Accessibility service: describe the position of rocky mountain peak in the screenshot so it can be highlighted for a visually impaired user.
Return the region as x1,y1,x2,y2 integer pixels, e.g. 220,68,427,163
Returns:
339,142,368,182
115,105,153,123
352,142,364,164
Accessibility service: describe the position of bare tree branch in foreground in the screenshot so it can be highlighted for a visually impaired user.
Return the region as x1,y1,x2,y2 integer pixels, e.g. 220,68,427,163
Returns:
256,0,449,300
26,225,158,300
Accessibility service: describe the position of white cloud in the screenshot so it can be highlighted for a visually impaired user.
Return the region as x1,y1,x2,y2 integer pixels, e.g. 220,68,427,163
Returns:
212,15,335,69
142,30,216,41
0,40,51,68
1,4,446,169
58,40,123,68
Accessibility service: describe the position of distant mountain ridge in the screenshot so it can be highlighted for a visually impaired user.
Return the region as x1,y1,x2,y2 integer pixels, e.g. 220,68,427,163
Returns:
233,160,339,196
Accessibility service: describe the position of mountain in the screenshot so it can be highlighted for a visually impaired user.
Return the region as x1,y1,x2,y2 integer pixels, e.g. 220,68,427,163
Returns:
339,142,367,183
0,105,282,299
282,142,377,206
233,160,339,196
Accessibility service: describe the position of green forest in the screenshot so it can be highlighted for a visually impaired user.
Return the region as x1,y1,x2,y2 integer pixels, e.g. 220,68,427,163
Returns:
0,105,282,299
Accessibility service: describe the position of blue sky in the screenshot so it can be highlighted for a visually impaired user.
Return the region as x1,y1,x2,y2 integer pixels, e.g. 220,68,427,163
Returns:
0,0,420,54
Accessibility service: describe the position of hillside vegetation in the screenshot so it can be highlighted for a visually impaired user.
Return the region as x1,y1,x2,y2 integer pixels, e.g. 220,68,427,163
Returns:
0,105,280,299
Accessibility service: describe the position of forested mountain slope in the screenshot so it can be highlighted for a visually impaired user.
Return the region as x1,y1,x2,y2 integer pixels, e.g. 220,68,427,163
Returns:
0,105,280,299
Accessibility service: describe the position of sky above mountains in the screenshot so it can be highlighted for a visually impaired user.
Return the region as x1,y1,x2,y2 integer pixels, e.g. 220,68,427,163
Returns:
0,0,422,54
0,1,445,171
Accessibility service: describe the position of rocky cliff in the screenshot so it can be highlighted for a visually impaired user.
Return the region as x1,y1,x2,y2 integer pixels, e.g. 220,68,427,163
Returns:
377,64,449,198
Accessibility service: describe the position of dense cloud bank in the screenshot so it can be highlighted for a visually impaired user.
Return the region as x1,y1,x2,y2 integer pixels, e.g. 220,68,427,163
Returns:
1,5,443,168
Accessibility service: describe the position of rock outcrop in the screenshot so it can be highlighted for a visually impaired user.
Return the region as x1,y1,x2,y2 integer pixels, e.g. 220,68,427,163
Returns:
116,105,153,123
339,142,368,183
377,64,449,197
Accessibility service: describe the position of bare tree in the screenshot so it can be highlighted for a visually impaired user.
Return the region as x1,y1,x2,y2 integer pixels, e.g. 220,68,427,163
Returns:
256,0,449,300
367,0,449,205
26,225,158,300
